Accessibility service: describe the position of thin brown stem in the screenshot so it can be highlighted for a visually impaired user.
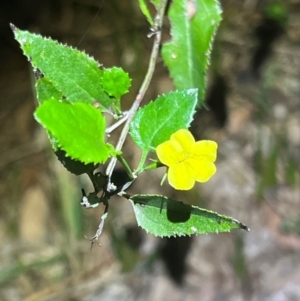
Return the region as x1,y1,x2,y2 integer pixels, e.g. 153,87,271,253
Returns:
105,0,168,187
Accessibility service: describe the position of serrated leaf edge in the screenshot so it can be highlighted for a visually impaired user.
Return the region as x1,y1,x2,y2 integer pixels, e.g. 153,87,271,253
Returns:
14,29,106,104
129,194,249,237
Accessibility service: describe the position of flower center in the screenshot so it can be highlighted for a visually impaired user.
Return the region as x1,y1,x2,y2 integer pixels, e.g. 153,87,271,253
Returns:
178,151,190,163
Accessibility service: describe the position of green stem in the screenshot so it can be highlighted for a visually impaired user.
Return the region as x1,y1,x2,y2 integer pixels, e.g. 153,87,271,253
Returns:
136,160,164,175
117,155,135,180
105,0,168,186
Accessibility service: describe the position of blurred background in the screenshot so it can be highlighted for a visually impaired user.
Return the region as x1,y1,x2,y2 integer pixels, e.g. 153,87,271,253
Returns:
0,0,300,300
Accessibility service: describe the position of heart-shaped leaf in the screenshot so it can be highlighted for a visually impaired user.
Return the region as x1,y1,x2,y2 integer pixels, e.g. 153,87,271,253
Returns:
35,100,115,164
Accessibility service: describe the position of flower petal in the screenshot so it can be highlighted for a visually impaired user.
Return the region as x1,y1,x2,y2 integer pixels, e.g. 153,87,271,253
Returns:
168,163,195,190
193,160,217,183
171,129,195,153
156,140,182,166
192,140,218,162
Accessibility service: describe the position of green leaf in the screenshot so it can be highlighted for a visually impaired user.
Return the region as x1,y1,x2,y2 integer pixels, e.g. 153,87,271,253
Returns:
35,100,114,164
138,0,154,26
130,194,249,237
102,67,131,101
35,77,63,104
13,27,113,111
130,89,197,154
162,0,222,104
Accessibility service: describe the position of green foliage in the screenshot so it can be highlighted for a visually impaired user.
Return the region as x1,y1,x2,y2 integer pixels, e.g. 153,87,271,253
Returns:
35,77,63,104
102,67,131,101
12,0,249,241
35,100,115,164
130,89,197,157
137,0,154,25
162,0,222,104
130,195,248,237
13,28,130,113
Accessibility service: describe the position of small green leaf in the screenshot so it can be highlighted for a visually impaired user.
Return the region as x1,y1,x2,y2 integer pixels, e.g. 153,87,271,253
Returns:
130,194,249,237
162,0,222,104
102,67,131,101
35,77,63,104
130,89,197,154
13,27,112,110
35,100,114,164
138,0,154,26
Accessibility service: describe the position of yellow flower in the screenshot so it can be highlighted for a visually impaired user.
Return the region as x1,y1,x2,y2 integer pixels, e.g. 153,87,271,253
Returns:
156,129,217,190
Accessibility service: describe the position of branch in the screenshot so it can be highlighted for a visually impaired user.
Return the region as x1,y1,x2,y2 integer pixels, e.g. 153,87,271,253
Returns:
86,202,109,250
105,0,168,188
